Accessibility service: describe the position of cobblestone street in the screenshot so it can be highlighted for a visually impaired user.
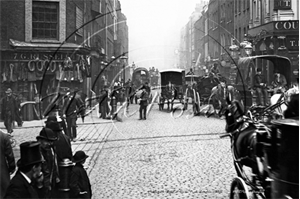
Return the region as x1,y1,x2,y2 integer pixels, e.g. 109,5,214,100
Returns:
2,102,236,199
90,103,236,199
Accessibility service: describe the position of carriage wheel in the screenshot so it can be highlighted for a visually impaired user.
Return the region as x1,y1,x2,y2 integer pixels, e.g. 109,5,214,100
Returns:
229,177,250,199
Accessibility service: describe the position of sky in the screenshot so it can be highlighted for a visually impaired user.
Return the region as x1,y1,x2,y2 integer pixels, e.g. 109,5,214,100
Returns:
121,0,201,70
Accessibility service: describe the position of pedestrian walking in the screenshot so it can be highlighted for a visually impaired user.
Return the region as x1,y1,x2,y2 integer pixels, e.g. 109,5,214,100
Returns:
4,141,43,199
62,89,85,141
138,87,149,120
98,87,109,119
70,151,92,199
36,127,60,199
0,129,16,199
1,88,18,133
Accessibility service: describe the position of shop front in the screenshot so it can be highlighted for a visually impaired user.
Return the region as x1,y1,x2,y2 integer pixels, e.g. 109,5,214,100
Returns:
249,20,299,85
0,39,90,121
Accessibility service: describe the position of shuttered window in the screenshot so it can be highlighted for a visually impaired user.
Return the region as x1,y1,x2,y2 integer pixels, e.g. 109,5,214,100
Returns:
76,7,83,36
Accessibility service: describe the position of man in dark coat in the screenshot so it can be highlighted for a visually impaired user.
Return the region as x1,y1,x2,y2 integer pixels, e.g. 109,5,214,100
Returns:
70,151,92,199
98,87,109,119
4,141,43,199
0,130,16,198
138,87,149,120
1,88,18,133
36,127,60,199
253,68,268,106
45,116,73,163
63,90,85,141
45,116,73,198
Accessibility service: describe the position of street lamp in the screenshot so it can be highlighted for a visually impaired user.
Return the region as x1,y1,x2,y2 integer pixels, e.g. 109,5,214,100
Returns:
120,55,128,85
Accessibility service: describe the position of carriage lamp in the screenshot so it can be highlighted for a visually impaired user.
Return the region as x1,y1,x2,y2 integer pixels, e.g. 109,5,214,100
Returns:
244,44,253,56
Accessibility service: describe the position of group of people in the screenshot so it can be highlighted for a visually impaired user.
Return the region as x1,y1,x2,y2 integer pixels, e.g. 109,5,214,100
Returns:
98,80,151,121
1,88,23,134
0,115,92,199
253,68,288,106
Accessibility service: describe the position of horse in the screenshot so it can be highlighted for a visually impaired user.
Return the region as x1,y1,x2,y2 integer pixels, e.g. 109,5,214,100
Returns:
159,86,177,111
197,75,219,101
208,84,240,117
221,98,270,187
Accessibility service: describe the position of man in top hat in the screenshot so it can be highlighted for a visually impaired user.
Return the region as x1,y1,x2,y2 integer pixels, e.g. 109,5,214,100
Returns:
45,116,73,163
36,127,60,199
4,141,43,198
0,129,16,199
70,151,92,199
1,88,18,133
253,68,269,106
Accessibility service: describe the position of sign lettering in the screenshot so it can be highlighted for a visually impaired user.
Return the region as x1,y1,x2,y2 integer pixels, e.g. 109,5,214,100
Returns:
274,0,291,10
274,20,298,30
286,36,299,50
5,52,82,61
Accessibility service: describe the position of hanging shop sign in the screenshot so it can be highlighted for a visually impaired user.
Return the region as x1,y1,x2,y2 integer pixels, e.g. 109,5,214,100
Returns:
274,0,291,10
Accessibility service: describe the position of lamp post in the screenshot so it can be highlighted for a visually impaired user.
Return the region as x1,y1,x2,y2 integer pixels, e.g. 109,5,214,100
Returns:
120,55,128,86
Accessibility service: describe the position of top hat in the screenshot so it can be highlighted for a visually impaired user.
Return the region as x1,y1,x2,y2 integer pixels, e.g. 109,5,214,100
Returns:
73,151,89,163
18,141,43,168
5,88,12,94
45,116,63,131
37,127,57,141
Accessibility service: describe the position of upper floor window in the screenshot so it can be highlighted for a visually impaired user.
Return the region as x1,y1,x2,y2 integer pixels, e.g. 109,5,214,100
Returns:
76,7,84,36
32,2,58,39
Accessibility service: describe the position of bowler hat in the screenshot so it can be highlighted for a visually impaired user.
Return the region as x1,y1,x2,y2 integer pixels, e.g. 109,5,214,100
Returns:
5,88,12,94
73,151,89,163
18,141,43,168
37,127,57,141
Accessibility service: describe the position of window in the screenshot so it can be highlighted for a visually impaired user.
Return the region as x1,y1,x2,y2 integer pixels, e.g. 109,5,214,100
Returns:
76,7,84,36
32,1,58,39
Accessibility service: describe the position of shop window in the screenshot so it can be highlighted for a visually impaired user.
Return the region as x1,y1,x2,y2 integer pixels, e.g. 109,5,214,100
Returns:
32,2,58,39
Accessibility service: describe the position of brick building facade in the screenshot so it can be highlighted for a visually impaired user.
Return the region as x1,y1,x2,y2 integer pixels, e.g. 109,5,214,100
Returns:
0,0,128,121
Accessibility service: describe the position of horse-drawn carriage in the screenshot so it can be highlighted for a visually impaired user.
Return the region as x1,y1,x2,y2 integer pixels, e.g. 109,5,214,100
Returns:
218,54,299,198
235,55,297,121
220,93,299,199
159,69,185,111
132,67,151,89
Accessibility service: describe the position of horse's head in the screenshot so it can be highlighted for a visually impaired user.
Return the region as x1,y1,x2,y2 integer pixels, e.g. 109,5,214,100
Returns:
223,100,245,132
284,93,299,118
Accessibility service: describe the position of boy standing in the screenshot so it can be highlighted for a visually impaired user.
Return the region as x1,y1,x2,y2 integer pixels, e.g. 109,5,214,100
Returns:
69,151,92,199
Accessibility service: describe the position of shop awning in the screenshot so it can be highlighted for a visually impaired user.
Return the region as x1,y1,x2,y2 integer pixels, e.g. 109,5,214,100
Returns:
9,39,90,54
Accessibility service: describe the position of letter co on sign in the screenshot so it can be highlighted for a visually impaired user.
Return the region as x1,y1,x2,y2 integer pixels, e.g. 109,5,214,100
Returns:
274,20,299,30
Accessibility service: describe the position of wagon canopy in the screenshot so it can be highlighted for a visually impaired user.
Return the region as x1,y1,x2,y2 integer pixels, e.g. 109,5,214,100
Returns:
236,55,292,86
160,68,185,86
